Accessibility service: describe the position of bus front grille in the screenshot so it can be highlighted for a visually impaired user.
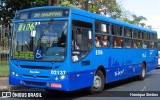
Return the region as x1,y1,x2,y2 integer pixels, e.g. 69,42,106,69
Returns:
22,74,50,79
20,65,52,70
37,76,50,79
22,74,34,78
24,81,46,86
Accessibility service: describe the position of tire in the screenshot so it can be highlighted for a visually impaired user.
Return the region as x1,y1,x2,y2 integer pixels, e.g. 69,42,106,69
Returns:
89,70,105,94
138,63,146,80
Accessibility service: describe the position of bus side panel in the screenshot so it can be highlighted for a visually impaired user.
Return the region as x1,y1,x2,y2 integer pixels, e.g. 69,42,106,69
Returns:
105,49,157,83
145,49,158,72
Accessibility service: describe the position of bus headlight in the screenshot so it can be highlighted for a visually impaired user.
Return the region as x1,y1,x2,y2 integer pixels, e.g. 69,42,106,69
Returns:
15,73,19,77
11,72,15,76
60,75,65,80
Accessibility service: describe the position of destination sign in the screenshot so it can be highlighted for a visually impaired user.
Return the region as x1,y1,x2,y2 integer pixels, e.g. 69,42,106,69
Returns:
32,11,63,18
17,23,35,31
14,51,34,59
16,9,69,19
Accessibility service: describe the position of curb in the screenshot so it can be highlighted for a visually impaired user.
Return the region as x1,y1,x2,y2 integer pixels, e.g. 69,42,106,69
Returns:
0,77,29,91
0,77,8,91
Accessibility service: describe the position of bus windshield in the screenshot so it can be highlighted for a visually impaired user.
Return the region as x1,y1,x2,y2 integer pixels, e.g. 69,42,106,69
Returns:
11,20,68,61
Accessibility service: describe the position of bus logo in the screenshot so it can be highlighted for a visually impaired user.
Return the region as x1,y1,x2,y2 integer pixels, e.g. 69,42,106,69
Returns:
30,70,40,74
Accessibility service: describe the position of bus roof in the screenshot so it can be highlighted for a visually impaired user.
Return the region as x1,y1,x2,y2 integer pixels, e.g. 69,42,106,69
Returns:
17,6,157,34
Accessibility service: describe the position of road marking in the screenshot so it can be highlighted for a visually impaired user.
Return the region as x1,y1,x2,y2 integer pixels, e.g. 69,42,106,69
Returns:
141,86,146,91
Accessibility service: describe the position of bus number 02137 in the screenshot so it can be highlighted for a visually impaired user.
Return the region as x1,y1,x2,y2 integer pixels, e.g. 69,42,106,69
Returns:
51,70,66,75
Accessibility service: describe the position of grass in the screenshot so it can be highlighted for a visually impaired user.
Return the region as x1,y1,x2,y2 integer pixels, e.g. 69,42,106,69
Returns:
0,61,9,77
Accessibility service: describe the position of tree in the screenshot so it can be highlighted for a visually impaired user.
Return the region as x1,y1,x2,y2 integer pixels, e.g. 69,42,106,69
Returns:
87,0,122,19
0,0,48,25
158,39,160,50
59,0,79,8
132,15,147,26
147,25,153,29
121,17,133,24
59,0,122,19
140,23,146,28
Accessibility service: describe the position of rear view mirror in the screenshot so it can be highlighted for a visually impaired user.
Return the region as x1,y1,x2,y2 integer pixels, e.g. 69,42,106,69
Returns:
31,30,36,37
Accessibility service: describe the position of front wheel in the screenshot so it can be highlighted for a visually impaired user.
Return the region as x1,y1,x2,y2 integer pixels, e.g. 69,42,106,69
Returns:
89,70,105,94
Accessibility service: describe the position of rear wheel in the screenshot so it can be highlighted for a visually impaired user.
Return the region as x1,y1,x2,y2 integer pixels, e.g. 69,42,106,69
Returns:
138,63,146,80
89,70,105,94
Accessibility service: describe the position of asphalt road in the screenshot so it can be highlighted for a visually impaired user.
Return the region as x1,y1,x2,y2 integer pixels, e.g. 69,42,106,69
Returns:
1,68,160,100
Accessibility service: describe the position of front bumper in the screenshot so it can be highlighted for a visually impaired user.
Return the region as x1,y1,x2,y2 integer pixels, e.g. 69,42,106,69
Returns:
9,75,68,91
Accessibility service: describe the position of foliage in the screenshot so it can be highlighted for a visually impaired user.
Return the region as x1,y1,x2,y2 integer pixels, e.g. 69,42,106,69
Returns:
158,39,160,50
121,14,147,27
60,0,122,19
59,0,79,8
132,15,147,26
87,0,122,19
0,61,9,77
0,0,48,25
121,17,133,24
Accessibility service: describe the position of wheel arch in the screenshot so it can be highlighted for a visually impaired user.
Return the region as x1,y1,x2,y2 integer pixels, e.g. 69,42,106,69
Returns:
142,61,147,70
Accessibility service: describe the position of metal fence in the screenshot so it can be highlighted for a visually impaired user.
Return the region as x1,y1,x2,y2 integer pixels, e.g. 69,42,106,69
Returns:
0,25,10,63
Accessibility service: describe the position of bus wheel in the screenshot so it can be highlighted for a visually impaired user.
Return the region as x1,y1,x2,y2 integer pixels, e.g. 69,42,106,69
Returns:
89,70,105,94
138,63,146,80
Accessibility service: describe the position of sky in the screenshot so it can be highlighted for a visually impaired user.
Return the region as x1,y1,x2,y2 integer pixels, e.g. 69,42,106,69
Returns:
118,0,160,38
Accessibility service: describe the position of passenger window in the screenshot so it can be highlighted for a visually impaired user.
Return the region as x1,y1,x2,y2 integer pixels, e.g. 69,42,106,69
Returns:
124,38,131,48
95,35,101,47
102,35,110,47
149,41,154,49
133,40,141,48
133,30,138,38
138,31,142,39
95,21,101,33
124,28,132,37
154,42,157,49
113,37,123,48
95,21,110,34
154,34,157,41
72,20,92,62
142,41,148,49
142,32,148,40
112,25,119,36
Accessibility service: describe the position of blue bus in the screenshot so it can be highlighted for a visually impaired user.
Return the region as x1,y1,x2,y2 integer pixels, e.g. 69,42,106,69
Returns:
9,6,158,92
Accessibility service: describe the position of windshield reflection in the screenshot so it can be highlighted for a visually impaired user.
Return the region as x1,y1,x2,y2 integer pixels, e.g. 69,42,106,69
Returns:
12,20,68,61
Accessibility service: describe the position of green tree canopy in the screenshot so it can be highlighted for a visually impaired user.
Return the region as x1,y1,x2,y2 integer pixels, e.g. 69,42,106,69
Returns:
132,15,147,26
59,0,122,19
0,0,48,25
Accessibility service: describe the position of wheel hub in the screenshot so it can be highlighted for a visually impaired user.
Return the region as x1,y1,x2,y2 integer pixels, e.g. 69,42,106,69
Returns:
93,76,102,89
142,68,145,77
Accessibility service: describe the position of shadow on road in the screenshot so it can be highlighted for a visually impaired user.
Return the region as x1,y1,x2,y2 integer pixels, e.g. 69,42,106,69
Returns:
38,76,146,99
